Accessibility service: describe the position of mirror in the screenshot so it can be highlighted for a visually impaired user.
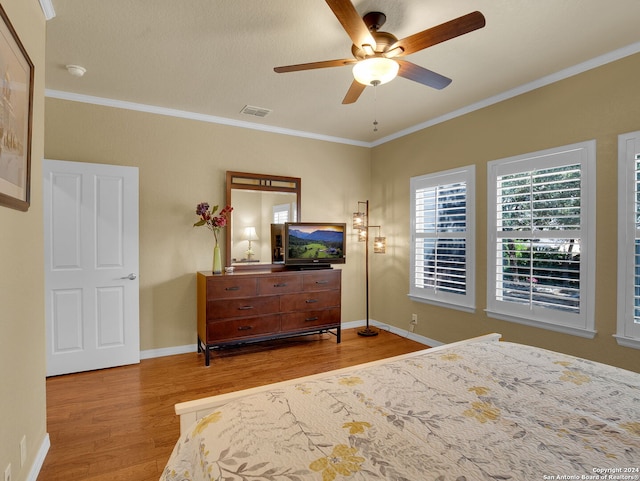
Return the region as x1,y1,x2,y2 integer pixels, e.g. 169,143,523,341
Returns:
225,171,301,268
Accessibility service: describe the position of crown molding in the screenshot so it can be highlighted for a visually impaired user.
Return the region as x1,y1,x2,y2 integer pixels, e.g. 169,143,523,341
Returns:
45,41,640,148
44,89,370,148
39,0,56,20
371,41,640,147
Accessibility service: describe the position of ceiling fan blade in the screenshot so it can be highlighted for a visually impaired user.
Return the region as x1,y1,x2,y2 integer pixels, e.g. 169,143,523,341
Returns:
396,60,452,90
342,79,366,104
325,0,376,51
274,58,356,73
391,11,485,56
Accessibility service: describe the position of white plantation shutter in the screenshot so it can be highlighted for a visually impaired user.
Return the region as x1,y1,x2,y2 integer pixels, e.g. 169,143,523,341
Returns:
410,166,475,310
495,164,581,313
616,131,640,348
273,204,290,224
488,141,595,337
635,154,640,324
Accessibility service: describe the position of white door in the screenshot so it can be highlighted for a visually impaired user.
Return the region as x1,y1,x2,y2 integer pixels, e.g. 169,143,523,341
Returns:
43,159,140,376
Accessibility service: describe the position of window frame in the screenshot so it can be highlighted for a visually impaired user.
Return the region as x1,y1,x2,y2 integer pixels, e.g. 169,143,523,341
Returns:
409,165,476,312
486,140,596,338
616,131,640,349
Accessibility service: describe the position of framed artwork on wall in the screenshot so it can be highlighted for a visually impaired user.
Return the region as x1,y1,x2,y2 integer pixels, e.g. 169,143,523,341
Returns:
0,4,34,212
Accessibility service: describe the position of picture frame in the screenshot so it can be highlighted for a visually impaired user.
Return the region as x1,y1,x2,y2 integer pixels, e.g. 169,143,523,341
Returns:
0,4,34,212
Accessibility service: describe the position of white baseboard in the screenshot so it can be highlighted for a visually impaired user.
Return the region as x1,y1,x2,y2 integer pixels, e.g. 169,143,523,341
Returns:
369,320,443,347
343,319,443,348
340,320,366,330
140,344,197,359
27,434,50,481
139,322,442,360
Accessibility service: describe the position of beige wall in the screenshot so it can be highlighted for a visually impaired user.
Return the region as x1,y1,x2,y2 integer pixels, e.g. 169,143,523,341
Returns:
0,1,46,480
370,53,640,372
43,53,640,374
44,99,371,351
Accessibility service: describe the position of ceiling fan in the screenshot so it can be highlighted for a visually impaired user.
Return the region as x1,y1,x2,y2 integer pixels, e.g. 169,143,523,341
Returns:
274,0,486,104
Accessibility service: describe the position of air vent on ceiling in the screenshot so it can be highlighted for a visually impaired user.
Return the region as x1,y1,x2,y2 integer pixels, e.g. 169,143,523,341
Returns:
240,105,272,118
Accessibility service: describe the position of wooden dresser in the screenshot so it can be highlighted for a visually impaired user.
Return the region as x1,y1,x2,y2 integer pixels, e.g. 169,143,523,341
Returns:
197,268,341,365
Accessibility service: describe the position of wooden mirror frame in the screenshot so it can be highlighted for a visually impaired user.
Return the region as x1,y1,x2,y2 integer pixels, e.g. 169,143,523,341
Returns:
225,171,301,270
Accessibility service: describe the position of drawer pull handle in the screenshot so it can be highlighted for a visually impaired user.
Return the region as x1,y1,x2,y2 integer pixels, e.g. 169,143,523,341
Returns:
237,325,253,331
238,306,254,310
274,283,287,288
225,286,240,291
305,316,319,322
315,280,329,285
305,299,319,304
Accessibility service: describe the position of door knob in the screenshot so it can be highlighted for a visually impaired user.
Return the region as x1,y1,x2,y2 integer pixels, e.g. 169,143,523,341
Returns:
121,273,137,280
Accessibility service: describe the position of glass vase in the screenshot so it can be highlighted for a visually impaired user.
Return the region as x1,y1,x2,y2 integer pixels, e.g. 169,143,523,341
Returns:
212,244,222,274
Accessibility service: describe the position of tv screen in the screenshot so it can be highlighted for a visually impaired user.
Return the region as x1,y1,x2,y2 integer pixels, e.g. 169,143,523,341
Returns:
284,222,346,265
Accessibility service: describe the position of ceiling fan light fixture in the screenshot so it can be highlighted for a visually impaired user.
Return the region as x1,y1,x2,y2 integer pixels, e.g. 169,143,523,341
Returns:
352,57,399,86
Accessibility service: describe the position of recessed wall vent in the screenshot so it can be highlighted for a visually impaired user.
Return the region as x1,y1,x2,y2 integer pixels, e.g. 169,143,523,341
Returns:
240,105,272,118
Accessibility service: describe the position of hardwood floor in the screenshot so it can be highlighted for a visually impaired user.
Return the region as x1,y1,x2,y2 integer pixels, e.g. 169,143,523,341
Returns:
37,328,426,481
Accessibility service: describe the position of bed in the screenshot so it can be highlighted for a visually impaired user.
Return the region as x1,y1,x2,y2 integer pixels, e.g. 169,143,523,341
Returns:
161,334,640,480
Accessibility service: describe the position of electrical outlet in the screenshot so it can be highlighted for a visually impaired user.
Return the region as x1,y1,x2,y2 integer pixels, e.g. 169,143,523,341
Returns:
4,463,11,481
410,313,418,325
20,435,27,467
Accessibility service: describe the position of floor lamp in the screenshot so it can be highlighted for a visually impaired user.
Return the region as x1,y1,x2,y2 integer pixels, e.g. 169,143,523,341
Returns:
353,200,386,337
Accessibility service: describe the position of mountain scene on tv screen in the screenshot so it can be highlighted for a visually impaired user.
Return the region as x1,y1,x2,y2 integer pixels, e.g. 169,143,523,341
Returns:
289,227,344,260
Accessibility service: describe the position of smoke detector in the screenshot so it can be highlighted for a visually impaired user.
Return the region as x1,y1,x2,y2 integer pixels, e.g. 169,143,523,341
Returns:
66,65,86,77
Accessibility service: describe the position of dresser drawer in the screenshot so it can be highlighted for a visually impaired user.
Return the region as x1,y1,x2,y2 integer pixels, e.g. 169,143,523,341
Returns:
302,270,341,291
258,275,302,295
206,277,257,299
206,315,280,343
281,307,341,331
206,296,279,320
280,290,341,312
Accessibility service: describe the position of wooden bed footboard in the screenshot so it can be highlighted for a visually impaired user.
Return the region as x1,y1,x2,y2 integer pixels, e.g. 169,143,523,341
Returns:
175,333,502,435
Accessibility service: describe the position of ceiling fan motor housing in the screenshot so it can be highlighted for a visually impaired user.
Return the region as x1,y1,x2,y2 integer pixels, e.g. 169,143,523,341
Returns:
351,30,398,59
363,11,386,30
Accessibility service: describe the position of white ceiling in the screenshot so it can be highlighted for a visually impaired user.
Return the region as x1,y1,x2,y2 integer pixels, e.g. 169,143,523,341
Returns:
44,0,640,146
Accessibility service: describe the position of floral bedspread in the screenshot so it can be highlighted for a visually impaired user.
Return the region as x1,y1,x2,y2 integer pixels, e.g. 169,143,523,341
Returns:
161,340,640,481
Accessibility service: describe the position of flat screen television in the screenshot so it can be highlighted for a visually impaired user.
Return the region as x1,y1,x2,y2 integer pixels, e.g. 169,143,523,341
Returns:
284,222,346,266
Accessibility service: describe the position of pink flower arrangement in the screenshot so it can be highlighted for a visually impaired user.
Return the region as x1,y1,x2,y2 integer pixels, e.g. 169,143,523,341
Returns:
194,202,233,243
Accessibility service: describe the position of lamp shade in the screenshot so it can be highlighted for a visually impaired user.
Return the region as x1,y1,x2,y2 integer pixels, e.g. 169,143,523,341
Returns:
374,236,386,254
352,58,399,86
242,226,259,241
353,212,365,230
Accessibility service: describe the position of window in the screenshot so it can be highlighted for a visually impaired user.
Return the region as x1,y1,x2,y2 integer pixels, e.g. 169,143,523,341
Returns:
487,141,596,337
273,203,290,224
616,131,640,349
409,166,475,311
